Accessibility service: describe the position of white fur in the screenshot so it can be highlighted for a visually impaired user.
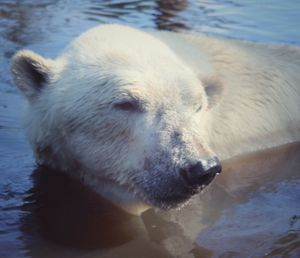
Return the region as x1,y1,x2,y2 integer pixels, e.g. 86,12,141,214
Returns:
153,31,300,159
11,24,300,213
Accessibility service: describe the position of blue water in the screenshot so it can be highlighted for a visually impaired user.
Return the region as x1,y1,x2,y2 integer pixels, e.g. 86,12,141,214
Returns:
0,1,299,257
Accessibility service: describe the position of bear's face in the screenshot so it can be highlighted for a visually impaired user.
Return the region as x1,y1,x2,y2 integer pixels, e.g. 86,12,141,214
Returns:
11,25,222,213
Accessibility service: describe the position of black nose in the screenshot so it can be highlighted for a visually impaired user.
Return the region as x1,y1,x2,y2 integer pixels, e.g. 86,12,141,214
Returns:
180,158,222,187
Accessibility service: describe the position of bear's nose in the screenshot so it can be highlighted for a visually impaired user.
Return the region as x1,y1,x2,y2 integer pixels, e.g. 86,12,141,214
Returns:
180,158,222,187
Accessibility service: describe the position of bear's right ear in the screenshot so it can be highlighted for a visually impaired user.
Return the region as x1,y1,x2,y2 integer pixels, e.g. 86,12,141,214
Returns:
11,50,54,100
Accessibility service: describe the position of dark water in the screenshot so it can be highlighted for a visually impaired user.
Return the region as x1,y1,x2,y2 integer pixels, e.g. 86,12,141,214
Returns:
0,1,300,257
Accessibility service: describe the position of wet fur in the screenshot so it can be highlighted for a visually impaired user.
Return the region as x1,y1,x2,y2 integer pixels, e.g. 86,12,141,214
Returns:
11,25,300,213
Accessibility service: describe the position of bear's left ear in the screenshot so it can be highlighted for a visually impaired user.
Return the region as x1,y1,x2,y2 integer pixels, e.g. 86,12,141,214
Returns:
11,50,54,100
202,75,224,109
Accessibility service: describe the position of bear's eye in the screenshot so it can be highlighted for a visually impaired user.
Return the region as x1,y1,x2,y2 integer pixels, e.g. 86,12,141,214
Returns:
196,105,202,112
114,100,142,112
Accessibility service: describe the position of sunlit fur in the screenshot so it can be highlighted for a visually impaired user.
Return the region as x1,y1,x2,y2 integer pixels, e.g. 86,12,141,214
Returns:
11,25,300,214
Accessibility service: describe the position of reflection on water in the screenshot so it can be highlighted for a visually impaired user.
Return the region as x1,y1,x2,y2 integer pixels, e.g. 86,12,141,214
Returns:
154,0,188,30
0,0,300,257
196,142,300,257
15,143,300,258
21,167,173,258
22,167,143,249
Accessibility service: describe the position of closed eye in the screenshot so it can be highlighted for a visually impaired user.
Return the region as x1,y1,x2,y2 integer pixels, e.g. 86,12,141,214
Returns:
196,105,202,113
113,99,143,112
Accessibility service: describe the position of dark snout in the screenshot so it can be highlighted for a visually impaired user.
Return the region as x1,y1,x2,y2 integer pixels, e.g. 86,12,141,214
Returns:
180,157,222,188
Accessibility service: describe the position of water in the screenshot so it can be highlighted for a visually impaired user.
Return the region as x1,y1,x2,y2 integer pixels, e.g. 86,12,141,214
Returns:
0,0,299,257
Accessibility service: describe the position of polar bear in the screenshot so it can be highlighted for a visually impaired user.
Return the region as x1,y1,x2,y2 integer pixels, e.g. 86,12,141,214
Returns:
11,24,300,214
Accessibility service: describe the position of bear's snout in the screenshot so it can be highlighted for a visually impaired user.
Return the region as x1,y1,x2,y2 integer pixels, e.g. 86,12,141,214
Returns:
179,158,222,187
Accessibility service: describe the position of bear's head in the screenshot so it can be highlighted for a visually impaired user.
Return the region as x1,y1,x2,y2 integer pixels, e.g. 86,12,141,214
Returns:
11,25,222,214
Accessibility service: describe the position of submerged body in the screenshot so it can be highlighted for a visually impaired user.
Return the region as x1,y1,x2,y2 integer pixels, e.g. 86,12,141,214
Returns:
11,25,300,213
